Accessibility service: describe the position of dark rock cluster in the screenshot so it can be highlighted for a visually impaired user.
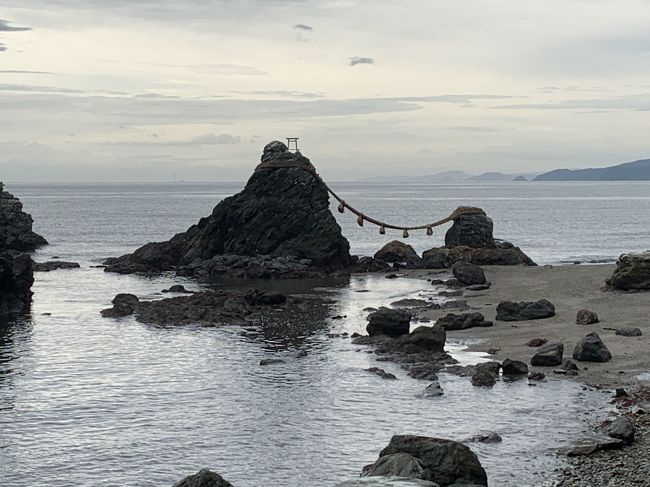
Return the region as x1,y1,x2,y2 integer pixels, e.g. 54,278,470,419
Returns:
0,182,47,252
606,252,650,291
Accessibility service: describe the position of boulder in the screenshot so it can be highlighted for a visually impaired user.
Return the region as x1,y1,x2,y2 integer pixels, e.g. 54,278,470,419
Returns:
528,371,546,381
573,332,612,362
367,308,412,338
576,309,599,325
423,380,444,397
104,142,351,279
451,261,486,286
100,293,139,318
337,478,438,487
607,252,650,291
421,248,449,269
366,367,398,380
501,359,529,376
366,435,488,486
495,299,555,321
33,261,80,272
526,338,547,347
162,284,193,293
445,208,494,248
606,416,635,445
615,327,642,337
0,182,48,251
0,251,34,316
375,241,422,267
364,453,426,479
172,468,235,487
464,432,503,444
436,312,493,331
531,342,564,366
471,362,499,387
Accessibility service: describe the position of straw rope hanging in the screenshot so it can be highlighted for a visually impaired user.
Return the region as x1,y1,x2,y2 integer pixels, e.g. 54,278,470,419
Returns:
255,160,483,237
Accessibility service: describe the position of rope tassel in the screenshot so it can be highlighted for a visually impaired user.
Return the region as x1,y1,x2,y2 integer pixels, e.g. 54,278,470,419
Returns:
403,229,409,238
338,201,345,213
379,225,386,235
357,214,364,227
426,227,433,236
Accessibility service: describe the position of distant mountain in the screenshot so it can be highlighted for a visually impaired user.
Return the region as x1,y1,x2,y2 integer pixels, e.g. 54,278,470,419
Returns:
534,159,650,181
512,175,527,181
467,171,525,182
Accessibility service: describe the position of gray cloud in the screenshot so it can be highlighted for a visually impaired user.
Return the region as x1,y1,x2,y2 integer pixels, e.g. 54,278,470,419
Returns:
0,83,83,94
293,23,313,31
0,19,32,32
234,90,324,99
349,56,375,66
165,133,241,146
0,70,55,75
0,43,6,52
495,93,650,111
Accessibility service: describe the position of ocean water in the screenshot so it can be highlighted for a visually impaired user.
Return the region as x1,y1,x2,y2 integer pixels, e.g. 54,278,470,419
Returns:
1,180,641,487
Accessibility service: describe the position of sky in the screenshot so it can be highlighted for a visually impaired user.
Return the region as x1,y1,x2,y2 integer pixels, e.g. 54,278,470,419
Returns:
1,0,650,182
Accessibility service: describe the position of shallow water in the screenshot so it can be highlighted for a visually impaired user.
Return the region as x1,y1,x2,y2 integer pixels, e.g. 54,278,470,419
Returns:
0,182,626,486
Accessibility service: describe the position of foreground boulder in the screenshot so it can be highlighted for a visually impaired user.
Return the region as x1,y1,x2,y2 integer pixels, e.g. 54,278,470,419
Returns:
172,468,235,487
0,182,48,251
451,261,486,286
471,362,500,387
104,142,351,279
605,416,635,445
375,241,422,267
436,312,492,331
496,299,555,321
606,252,650,291
576,309,599,325
0,251,34,316
531,342,564,366
421,208,535,268
367,308,412,337
363,435,488,486
501,359,528,376
573,332,612,362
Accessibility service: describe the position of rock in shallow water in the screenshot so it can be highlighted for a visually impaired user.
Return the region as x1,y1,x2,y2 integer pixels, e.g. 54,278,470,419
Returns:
0,182,48,252
367,308,412,338
375,241,422,267
33,261,80,272
172,468,235,487
436,312,492,331
0,252,34,316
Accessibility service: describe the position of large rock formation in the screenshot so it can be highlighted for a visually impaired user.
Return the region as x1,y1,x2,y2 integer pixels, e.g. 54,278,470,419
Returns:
104,142,351,279
0,251,34,317
172,468,235,487
606,252,650,291
421,208,534,268
0,182,47,251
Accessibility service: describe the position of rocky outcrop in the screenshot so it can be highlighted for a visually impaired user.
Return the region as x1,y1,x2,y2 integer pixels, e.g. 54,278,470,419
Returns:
471,362,500,387
374,241,422,267
172,468,235,487
606,252,650,291
436,312,493,331
362,435,488,486
104,142,351,279
501,359,528,376
495,299,555,321
451,261,486,286
421,208,535,269
367,308,412,337
0,251,34,316
33,261,80,272
531,342,564,366
573,332,612,362
0,182,47,252
576,309,599,325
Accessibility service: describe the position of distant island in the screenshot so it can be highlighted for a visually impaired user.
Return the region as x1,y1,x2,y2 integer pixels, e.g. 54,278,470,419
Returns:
534,158,650,181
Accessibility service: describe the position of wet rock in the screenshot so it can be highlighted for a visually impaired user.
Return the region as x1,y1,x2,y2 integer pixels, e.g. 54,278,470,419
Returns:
615,327,642,337
100,293,139,318
464,283,491,291
561,436,625,456
408,363,444,380
363,453,426,480
501,359,528,376
390,299,430,309
244,289,286,306
445,208,494,248
172,468,235,487
0,251,34,316
606,251,650,291
421,248,449,269
495,299,555,321
464,432,502,444
0,182,48,251
451,261,486,286
576,309,599,325
422,244,535,269
375,241,422,267
367,308,412,338
385,273,399,279
528,371,546,381
605,416,635,445
162,285,192,293
352,256,392,273
260,358,286,366
531,342,564,366
103,143,351,279
526,338,548,347
436,312,493,331
397,325,446,354
438,290,463,297
471,362,499,387
573,332,612,362
366,367,398,380
337,478,437,486
364,435,488,486
33,261,80,272
423,380,444,397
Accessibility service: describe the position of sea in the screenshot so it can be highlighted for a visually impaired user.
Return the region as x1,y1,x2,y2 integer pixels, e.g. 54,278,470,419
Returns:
2,180,649,487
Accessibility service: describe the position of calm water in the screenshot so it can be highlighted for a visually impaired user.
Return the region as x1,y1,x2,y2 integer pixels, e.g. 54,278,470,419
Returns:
2,180,640,487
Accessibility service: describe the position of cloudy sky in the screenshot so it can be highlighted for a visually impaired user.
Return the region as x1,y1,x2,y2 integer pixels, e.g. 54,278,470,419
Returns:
1,0,650,182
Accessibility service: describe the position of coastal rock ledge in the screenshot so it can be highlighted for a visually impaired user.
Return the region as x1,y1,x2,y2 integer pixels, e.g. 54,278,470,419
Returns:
0,182,48,251
104,142,351,279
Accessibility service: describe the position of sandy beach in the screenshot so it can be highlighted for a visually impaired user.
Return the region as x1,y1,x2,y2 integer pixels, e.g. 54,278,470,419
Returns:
418,264,648,388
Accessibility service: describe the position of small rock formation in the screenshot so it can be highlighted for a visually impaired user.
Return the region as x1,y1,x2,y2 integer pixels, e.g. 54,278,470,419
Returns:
561,436,625,456
104,142,351,279
526,337,547,347
471,362,500,387
100,293,140,318
606,252,650,291
495,299,555,321
162,284,193,293
362,435,488,486
531,342,564,366
423,380,444,397
573,332,612,362
464,432,503,444
367,308,412,337
366,367,398,380
374,241,422,268
576,309,599,325
451,261,486,286
605,416,635,445
436,312,493,331
421,208,535,268
528,371,546,381
615,327,642,337
172,468,235,487
0,182,48,251
501,359,528,376
0,252,34,316
33,261,81,272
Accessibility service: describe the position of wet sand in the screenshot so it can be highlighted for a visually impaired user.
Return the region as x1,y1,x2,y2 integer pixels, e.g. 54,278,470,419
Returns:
417,264,649,388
